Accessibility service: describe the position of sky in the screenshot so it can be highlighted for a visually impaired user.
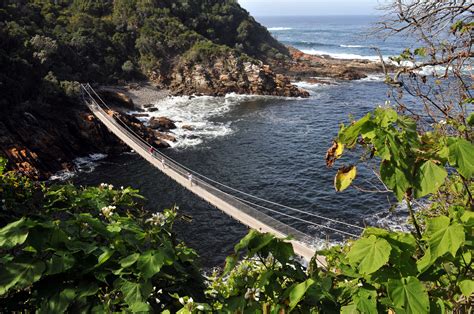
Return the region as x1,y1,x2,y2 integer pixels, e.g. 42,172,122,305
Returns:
238,0,384,16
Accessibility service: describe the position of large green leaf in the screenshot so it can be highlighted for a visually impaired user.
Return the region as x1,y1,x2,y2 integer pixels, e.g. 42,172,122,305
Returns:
354,288,378,314
338,113,371,147
0,260,45,295
458,279,474,298
0,218,30,249
387,276,429,314
40,288,76,314
380,162,411,201
425,216,465,261
119,253,140,268
137,250,166,279
447,137,474,178
347,235,391,275
120,280,144,305
118,279,152,307
414,160,447,198
288,279,314,311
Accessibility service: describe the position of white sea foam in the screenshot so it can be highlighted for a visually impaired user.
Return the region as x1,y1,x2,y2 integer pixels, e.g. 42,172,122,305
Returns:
49,153,107,181
301,49,381,61
359,74,386,82
268,27,293,31
132,93,301,149
364,200,417,233
340,44,367,48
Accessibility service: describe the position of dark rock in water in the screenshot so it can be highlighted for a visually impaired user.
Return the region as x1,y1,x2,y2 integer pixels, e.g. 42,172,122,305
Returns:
148,117,177,131
132,113,149,118
147,107,158,112
143,104,154,109
155,131,177,142
181,125,194,131
337,69,367,80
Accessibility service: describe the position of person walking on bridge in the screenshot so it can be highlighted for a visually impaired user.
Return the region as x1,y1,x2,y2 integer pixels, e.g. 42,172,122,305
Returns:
188,173,193,187
148,146,155,156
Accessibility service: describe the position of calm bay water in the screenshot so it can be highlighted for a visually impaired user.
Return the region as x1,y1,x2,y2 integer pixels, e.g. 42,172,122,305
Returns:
74,16,411,268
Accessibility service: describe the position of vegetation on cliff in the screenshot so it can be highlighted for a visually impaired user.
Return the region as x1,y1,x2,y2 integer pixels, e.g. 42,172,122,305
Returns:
0,0,289,108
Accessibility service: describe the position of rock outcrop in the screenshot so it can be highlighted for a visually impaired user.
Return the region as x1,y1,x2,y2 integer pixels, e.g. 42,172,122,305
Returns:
169,52,309,98
273,47,393,83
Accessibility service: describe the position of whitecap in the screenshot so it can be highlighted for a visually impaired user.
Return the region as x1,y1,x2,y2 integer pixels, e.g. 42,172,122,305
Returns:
133,93,301,149
268,27,293,31
340,44,367,48
301,49,382,61
359,74,386,82
49,153,107,181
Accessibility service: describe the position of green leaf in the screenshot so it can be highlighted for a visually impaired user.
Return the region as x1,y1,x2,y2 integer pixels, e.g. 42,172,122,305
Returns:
458,279,474,298
334,165,357,192
388,276,429,314
414,160,447,198
0,218,30,249
288,278,314,311
120,253,140,268
40,288,76,314
374,107,398,128
425,216,465,261
380,162,411,201
96,248,114,267
447,137,474,178
137,250,166,279
338,113,371,147
347,235,391,275
0,260,45,295
130,301,151,312
354,288,378,314
120,280,144,305
46,252,75,275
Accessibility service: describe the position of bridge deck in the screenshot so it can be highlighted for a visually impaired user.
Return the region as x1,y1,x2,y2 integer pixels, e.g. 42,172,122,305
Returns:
83,86,323,264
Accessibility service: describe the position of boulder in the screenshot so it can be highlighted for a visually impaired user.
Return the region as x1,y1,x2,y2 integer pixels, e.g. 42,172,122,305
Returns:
148,117,177,131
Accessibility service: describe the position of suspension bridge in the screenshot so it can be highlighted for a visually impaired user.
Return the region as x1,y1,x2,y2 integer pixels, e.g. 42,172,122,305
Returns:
80,83,364,266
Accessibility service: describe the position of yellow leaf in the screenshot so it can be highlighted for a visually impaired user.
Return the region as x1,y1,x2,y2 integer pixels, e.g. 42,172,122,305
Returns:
334,165,357,191
326,141,344,167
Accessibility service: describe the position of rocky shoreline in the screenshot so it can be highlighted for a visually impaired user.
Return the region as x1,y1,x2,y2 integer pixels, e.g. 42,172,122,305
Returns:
1,48,390,180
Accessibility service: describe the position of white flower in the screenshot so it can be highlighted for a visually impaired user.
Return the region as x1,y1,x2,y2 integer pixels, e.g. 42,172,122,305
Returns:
244,288,261,301
101,205,116,218
178,297,185,305
357,282,363,287
108,184,114,190
196,305,204,310
146,212,166,226
120,186,124,190
187,298,194,304
155,297,160,304
439,119,447,125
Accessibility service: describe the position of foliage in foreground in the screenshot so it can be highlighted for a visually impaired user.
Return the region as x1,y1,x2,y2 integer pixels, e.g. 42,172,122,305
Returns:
0,159,205,312
0,106,473,313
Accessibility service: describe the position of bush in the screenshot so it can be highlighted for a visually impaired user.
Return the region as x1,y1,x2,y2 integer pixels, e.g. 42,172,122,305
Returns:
0,160,205,312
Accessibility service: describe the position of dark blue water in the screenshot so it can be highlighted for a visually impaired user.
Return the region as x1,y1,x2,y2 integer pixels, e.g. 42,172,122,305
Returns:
74,17,411,268
259,15,411,60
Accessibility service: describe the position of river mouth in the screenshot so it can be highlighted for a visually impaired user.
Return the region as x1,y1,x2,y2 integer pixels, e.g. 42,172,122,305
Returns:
73,79,410,268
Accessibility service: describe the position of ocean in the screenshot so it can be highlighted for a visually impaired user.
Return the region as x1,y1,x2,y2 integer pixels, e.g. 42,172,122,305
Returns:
262,15,411,60
69,16,414,267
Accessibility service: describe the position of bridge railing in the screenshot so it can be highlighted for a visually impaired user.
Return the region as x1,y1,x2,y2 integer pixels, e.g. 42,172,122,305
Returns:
80,84,315,247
